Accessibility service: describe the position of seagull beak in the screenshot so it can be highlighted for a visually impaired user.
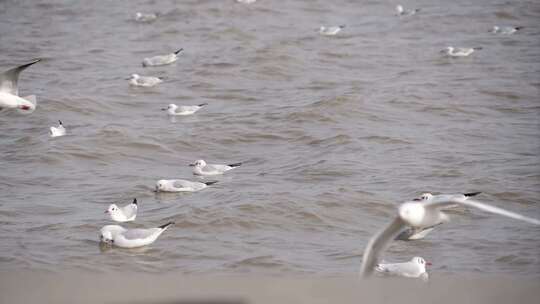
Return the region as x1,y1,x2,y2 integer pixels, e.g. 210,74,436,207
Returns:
189,163,195,167
104,210,109,214
161,108,167,111
426,262,432,266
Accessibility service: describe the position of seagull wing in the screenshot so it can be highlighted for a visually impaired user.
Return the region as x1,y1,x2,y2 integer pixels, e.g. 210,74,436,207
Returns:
360,216,406,277
121,203,137,219
425,197,540,225
0,59,40,95
123,228,160,240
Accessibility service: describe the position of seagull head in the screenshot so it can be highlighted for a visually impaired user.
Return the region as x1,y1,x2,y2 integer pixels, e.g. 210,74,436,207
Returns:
441,46,453,54
17,99,36,114
99,225,124,244
420,193,433,201
189,159,206,168
127,74,139,80
161,104,177,111
155,180,167,192
399,202,426,227
396,5,404,14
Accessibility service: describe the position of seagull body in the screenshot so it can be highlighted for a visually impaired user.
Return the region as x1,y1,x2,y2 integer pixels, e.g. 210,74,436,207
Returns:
135,12,158,23
0,59,40,114
155,179,217,192
360,194,540,277
106,198,138,222
491,26,522,35
142,49,183,67
128,74,163,87
319,25,345,36
100,221,174,248
396,192,482,240
50,120,66,137
396,5,420,16
442,46,481,57
190,159,242,176
376,257,430,280
162,103,207,116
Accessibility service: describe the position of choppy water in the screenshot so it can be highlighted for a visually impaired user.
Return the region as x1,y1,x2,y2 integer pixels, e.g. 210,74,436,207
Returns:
1,0,539,277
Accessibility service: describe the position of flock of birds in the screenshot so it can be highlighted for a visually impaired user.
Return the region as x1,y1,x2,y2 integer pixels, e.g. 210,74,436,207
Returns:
0,1,537,279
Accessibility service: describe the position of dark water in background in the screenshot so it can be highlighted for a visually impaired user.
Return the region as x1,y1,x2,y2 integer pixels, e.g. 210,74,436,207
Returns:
0,0,539,276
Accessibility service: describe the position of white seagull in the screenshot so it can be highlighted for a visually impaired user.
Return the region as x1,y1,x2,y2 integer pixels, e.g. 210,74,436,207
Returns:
189,159,242,176
441,46,482,57
105,198,138,222
491,26,523,35
127,74,163,87
100,221,174,248
395,192,481,241
155,179,217,192
396,5,420,16
162,103,207,116
50,120,66,137
319,25,345,36
360,194,540,277
0,59,40,114
135,12,158,23
376,256,431,280
142,49,183,67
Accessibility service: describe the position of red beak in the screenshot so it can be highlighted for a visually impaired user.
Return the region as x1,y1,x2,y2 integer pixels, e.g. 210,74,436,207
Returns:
104,210,108,213
20,105,31,110
426,262,432,266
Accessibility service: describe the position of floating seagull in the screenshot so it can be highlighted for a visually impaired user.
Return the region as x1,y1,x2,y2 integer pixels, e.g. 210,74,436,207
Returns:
236,0,256,3
376,256,431,280
396,5,420,16
105,198,138,222
142,49,183,67
50,120,66,138
360,195,540,277
491,26,523,35
189,159,242,176
441,46,482,57
99,221,174,248
155,179,217,192
135,12,158,23
162,103,207,116
396,192,482,241
0,59,40,114
127,74,163,87
319,25,345,36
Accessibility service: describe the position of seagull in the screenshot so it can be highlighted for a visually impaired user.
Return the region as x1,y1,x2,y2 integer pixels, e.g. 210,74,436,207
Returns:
135,12,158,23
360,194,540,277
189,159,242,176
50,120,66,137
395,192,482,240
0,59,40,114
162,103,207,116
105,198,138,222
99,221,174,248
127,74,163,87
142,49,183,67
396,5,420,16
441,46,482,57
155,179,218,192
491,26,523,35
376,257,431,280
319,25,345,36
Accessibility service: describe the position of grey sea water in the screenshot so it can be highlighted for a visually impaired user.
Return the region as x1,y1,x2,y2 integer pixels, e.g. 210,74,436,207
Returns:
0,0,539,277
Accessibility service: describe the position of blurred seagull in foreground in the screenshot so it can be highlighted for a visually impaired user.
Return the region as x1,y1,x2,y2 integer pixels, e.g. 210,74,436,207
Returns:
376,257,431,280
106,198,138,222
360,194,540,277
0,59,40,114
142,49,183,67
135,12,158,23
441,46,482,57
162,103,207,116
100,221,174,248
491,26,523,35
127,74,163,87
396,5,420,16
319,25,345,36
50,120,66,137
189,159,242,176
155,179,218,192
396,192,482,240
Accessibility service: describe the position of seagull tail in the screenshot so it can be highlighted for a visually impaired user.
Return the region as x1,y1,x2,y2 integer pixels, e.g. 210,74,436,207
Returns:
228,162,242,168
132,198,138,205
174,48,184,55
158,221,175,230
204,181,218,186
464,192,482,198
198,103,208,107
